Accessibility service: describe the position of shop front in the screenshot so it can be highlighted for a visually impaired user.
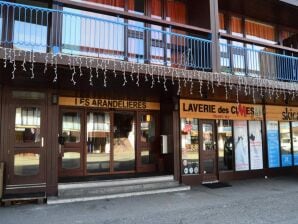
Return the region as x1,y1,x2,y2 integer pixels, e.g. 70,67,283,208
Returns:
179,99,265,184
57,96,162,179
265,105,298,169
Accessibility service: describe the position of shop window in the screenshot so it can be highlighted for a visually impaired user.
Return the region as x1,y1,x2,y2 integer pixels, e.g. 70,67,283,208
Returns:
248,121,263,170
280,122,293,167
62,152,81,170
15,107,41,144
217,120,233,171
140,114,155,144
266,121,281,168
233,120,249,171
14,152,40,176
62,112,81,143
86,112,110,173
292,122,298,166
181,118,199,175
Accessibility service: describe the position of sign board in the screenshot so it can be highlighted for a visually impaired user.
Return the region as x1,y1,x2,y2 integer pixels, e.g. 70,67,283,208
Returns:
266,105,298,121
180,99,263,120
59,97,160,110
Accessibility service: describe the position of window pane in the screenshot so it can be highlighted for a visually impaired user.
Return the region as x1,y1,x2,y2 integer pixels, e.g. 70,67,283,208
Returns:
113,112,135,171
62,8,124,59
249,121,263,170
14,1,48,52
292,122,298,166
74,0,124,10
140,114,155,143
62,152,80,170
12,91,45,100
15,107,41,144
62,112,81,143
128,0,145,63
280,122,293,167
266,121,281,168
217,120,233,171
233,120,249,171
14,153,40,176
181,118,199,175
86,112,110,173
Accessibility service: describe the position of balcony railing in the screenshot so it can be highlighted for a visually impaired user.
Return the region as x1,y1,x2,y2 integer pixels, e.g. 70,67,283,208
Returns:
0,1,212,70
0,1,298,83
220,42,298,82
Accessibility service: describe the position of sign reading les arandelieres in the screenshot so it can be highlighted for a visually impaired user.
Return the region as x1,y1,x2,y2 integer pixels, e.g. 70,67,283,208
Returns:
59,97,160,110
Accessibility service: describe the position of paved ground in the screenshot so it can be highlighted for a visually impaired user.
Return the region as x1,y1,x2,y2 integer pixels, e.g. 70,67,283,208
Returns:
1,176,298,224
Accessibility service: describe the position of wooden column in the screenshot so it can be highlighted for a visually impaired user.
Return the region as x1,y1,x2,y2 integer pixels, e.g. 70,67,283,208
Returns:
209,0,220,73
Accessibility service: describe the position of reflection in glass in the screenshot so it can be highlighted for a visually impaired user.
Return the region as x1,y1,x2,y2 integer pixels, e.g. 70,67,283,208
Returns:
202,123,214,151
14,153,40,176
62,112,81,143
292,122,298,166
62,152,80,170
217,120,233,171
280,122,293,167
113,113,135,171
181,118,199,175
87,112,110,173
140,114,155,143
15,107,41,143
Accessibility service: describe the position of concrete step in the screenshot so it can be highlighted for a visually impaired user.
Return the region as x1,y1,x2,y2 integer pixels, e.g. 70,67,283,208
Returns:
58,175,174,191
59,180,180,197
47,185,190,205
47,175,190,205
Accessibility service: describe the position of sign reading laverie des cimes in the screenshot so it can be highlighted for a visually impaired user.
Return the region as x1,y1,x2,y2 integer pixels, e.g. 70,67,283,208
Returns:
180,99,263,120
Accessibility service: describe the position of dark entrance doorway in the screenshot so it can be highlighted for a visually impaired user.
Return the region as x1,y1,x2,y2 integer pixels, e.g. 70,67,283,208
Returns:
200,120,218,183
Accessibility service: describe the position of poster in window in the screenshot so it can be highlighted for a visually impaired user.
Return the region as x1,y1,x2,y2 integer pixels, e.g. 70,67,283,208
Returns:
266,121,280,168
181,119,199,175
234,121,249,171
249,121,263,170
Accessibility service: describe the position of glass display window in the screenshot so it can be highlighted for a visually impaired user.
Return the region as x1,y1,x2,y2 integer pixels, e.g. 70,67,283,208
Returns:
217,120,233,171
181,118,199,175
280,122,293,167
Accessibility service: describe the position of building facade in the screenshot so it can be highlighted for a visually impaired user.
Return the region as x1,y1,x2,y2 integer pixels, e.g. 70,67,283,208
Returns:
0,0,297,198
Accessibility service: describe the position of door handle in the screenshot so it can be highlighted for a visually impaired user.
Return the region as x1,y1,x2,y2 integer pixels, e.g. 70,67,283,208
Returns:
41,137,44,148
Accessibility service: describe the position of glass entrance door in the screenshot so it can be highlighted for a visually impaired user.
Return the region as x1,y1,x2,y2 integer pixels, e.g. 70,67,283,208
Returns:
9,102,46,185
113,112,136,172
59,109,161,178
59,109,84,177
86,111,111,174
200,120,218,182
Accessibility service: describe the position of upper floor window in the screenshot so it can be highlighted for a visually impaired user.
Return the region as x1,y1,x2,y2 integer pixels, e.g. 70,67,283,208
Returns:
166,0,187,24
245,20,276,44
76,0,125,11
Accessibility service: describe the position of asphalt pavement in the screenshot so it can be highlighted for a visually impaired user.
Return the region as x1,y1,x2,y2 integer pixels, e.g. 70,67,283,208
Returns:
1,175,298,224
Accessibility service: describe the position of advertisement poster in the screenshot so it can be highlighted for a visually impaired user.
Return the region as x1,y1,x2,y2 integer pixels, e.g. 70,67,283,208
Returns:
266,121,280,168
249,121,263,170
181,119,199,175
234,121,249,171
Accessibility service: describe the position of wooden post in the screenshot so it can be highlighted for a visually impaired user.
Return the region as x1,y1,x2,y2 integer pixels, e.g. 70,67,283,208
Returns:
209,0,220,73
